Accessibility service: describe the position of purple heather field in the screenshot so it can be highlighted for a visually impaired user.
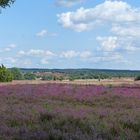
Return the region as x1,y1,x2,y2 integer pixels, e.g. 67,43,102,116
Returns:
0,83,140,140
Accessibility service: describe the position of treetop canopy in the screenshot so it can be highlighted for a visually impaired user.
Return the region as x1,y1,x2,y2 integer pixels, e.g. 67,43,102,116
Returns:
0,0,15,8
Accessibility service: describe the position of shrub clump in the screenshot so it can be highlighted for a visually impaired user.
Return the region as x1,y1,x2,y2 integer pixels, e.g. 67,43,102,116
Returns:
135,75,140,81
0,64,13,82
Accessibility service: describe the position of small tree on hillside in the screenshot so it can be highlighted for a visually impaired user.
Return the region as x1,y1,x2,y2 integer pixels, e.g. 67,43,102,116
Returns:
0,64,13,82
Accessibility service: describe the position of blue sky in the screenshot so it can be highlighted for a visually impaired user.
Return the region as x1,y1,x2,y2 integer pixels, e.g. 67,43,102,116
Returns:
0,0,140,69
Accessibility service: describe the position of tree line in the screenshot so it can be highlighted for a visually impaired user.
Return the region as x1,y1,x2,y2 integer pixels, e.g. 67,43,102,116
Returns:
0,64,36,82
1,64,140,82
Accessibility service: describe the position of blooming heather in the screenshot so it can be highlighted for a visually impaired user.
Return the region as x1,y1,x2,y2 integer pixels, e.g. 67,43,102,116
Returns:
0,83,139,139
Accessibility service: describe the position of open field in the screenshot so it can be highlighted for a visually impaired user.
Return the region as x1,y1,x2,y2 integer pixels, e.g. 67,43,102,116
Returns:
0,82,139,139
0,78,139,86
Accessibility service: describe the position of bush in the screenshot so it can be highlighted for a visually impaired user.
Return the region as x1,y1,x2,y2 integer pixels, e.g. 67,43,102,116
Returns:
0,64,13,82
69,76,75,81
42,75,54,81
135,76,140,81
58,76,64,81
24,72,36,80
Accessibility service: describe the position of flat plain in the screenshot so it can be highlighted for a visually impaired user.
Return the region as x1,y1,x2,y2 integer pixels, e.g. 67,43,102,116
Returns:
0,77,138,86
0,79,140,140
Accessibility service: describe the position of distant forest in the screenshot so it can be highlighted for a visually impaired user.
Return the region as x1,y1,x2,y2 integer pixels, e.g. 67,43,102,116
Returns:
19,68,140,80
0,64,140,82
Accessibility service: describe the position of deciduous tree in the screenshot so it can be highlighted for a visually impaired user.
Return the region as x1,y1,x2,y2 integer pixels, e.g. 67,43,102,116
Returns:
0,64,13,82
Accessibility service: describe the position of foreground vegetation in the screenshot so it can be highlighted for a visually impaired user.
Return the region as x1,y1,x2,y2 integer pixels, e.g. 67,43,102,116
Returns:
0,83,139,139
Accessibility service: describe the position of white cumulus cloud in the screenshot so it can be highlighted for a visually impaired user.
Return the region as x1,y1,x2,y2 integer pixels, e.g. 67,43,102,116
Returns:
18,49,55,58
55,0,84,7
36,30,47,37
111,24,140,37
96,35,139,52
60,50,93,59
4,44,17,52
40,58,49,64
36,29,58,37
96,36,119,51
60,50,79,58
57,0,140,32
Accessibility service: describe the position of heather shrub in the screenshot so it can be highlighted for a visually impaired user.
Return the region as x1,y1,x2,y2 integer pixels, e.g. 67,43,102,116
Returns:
40,111,55,122
0,83,139,139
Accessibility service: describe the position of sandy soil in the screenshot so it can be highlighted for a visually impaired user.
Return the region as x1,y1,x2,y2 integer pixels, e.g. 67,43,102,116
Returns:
0,78,139,86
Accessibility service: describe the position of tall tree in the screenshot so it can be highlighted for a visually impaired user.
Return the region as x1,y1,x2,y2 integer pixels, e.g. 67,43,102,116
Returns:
0,0,15,8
